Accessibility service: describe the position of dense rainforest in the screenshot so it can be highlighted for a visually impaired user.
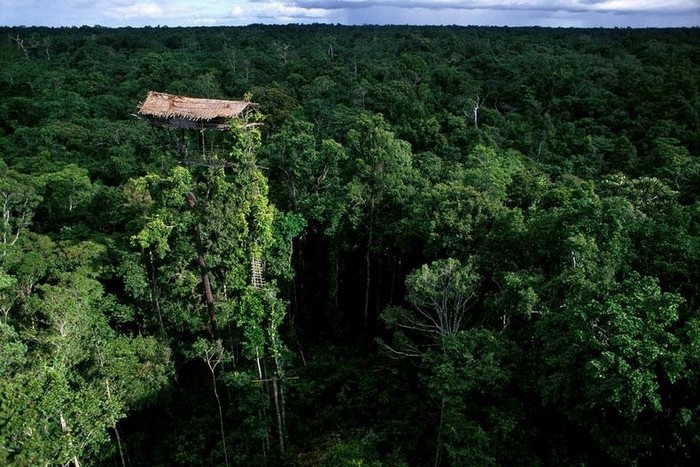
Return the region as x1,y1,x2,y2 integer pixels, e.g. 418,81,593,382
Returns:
0,24,699,466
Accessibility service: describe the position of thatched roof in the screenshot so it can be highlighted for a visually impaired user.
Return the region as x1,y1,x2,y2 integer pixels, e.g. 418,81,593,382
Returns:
138,91,256,129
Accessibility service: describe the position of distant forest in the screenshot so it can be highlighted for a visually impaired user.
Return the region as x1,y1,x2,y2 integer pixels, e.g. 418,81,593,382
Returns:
1,24,699,466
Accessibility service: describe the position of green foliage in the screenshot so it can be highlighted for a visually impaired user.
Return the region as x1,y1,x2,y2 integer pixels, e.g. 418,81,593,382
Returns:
346,113,415,230
317,430,385,467
533,273,685,463
427,330,524,466
0,165,41,259
0,264,171,465
401,258,479,339
101,335,172,410
261,116,348,236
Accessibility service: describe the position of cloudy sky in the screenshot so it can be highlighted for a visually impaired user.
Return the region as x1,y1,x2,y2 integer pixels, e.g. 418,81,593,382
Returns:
2,0,699,28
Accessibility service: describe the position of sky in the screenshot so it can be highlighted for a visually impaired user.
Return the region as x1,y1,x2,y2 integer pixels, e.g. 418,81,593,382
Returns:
1,0,699,28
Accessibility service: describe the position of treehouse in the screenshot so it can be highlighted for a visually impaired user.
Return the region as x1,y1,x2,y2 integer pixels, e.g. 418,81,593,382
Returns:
138,91,258,131
138,91,259,158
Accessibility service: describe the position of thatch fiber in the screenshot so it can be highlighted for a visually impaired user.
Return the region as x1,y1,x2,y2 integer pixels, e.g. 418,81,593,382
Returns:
138,91,254,123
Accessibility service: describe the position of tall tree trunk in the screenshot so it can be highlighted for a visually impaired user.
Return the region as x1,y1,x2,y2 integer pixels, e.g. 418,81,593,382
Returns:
256,351,270,463
272,377,284,453
329,248,340,325
434,396,445,467
210,363,229,467
195,222,216,329
364,198,375,332
273,357,287,454
105,373,127,467
114,425,126,467
187,192,217,334
204,344,229,467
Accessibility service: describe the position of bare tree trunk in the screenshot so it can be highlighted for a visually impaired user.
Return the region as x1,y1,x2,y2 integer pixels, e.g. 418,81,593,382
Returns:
212,368,229,466
103,369,127,467
114,424,127,467
59,412,81,467
43,37,51,61
331,249,339,321
257,352,270,463
205,344,229,467
364,198,375,332
10,34,29,60
434,396,445,467
272,377,284,453
464,94,481,128
273,356,288,454
278,375,287,442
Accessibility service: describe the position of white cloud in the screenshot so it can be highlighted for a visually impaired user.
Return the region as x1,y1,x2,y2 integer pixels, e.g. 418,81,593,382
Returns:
101,1,216,24
241,2,332,19
107,2,164,19
225,1,332,23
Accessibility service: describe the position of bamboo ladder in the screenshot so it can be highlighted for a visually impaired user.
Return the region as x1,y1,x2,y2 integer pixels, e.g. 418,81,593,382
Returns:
250,174,266,290
251,255,264,290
